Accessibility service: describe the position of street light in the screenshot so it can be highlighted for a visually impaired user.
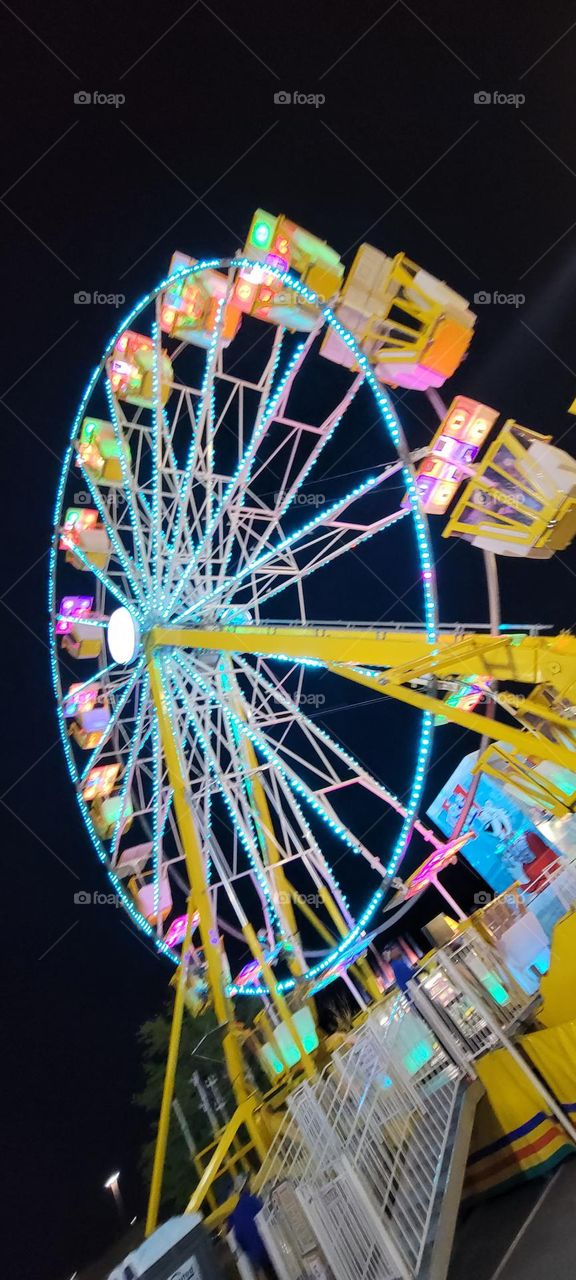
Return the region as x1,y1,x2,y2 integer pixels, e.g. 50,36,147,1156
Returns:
104,1170,125,1230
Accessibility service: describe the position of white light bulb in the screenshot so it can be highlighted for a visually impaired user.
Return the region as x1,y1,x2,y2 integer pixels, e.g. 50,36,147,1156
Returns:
107,608,139,664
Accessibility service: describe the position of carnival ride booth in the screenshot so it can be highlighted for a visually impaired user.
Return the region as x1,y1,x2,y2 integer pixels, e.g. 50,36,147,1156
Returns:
408,395,499,516
161,252,242,348
63,680,110,749
128,866,173,927
107,331,173,408
76,416,131,488
56,595,106,660
82,763,134,841
320,244,476,389
444,420,576,557
233,208,344,331
59,507,111,572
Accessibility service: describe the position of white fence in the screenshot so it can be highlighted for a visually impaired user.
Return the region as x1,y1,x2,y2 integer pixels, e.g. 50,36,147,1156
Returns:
256,920,576,1280
258,996,467,1280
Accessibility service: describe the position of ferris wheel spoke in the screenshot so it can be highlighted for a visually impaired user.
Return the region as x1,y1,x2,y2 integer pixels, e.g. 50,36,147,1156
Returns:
220,687,355,933
79,656,147,784
238,372,365,573
234,505,410,612
160,288,234,608
173,458,412,624
165,332,312,619
179,656,387,884
73,452,147,607
109,670,152,864
151,310,165,609
211,329,287,594
168,653,282,943
105,380,153,595
59,538,134,613
235,653,440,849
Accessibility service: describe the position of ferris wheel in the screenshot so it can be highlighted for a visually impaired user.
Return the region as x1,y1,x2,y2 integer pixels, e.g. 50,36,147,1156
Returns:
50,217,485,1034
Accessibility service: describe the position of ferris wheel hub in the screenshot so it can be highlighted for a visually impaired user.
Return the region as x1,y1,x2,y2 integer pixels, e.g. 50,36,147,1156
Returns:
107,606,140,665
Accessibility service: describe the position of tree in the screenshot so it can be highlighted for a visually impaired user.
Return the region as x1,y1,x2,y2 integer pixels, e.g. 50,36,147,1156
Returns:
134,1001,233,1215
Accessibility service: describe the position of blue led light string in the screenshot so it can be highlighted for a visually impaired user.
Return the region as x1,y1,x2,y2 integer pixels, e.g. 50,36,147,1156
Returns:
169,651,284,938
60,540,134,612
216,326,286,589
104,379,153,598
79,656,146,783
243,370,365,577
110,671,152,859
73,456,145,608
160,298,224,607
151,716,162,919
173,470,407,626
61,660,118,701
247,508,409,611
151,318,164,613
165,334,307,618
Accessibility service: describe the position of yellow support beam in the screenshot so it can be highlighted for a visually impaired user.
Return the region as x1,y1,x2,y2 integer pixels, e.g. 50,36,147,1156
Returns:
228,678,306,976
291,883,381,1002
145,895,197,1237
150,624,576,689
323,662,576,772
146,651,250,1111
185,1097,261,1216
149,624,576,769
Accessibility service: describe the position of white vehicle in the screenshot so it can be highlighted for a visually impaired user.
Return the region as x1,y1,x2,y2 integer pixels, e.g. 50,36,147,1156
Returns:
108,1214,220,1280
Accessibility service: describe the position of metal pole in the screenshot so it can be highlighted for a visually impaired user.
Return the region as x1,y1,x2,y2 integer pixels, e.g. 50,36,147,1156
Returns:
145,895,197,1237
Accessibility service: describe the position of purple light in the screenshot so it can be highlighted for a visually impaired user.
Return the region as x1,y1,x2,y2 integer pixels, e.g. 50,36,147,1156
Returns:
165,912,199,948
55,595,94,634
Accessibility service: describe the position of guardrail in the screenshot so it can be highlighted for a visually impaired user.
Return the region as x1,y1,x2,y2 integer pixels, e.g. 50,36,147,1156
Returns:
257,918,576,1280
258,995,467,1280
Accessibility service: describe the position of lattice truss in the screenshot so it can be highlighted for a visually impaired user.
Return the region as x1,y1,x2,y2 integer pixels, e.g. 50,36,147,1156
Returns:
50,263,438,979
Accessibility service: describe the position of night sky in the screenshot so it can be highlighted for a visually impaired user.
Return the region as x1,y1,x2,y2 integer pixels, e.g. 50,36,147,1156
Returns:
2,3,576,1277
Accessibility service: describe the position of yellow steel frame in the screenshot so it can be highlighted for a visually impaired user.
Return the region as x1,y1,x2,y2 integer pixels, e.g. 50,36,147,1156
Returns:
144,618,576,1229
228,674,305,978
442,420,576,550
150,624,576,769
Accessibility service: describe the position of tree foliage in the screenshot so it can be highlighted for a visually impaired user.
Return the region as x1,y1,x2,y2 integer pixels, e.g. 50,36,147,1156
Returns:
134,1001,232,1215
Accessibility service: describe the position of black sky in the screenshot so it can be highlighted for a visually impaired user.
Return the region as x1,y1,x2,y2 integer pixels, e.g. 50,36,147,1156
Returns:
2,3,576,1277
